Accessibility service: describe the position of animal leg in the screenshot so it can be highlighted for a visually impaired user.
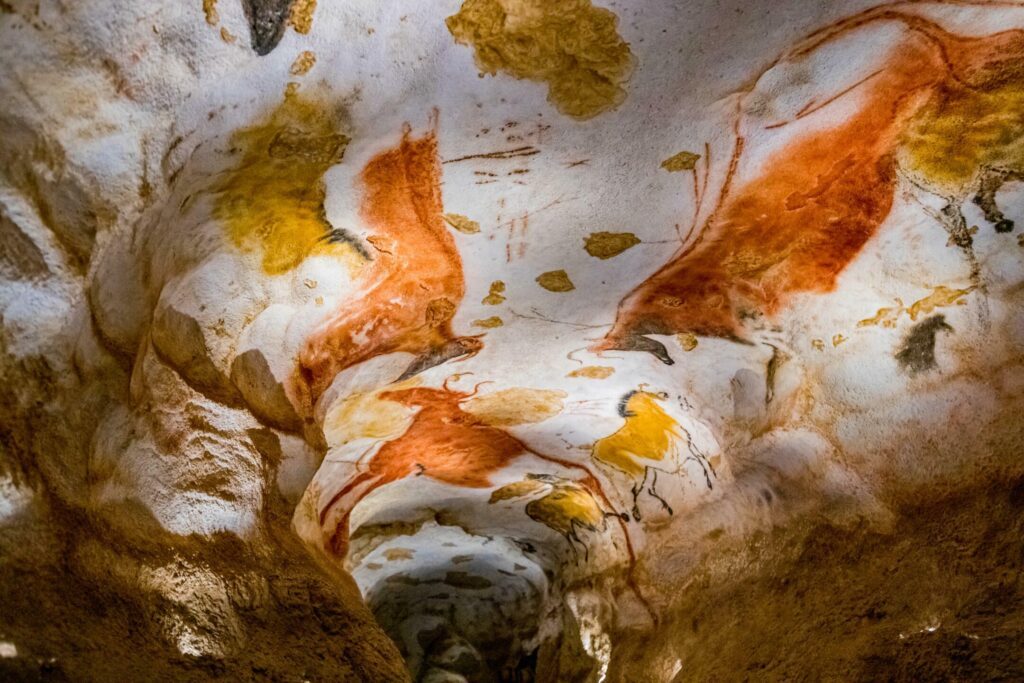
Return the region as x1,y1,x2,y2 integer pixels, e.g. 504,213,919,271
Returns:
645,467,674,515
973,167,1023,234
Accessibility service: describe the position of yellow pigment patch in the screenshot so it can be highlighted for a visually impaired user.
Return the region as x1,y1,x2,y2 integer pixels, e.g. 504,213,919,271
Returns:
900,79,1024,195
592,391,681,478
220,27,236,43
567,366,614,379
463,387,566,426
290,50,316,75
661,150,701,172
442,213,481,234
490,478,545,503
482,280,506,305
472,316,503,328
584,231,640,259
203,0,218,25
536,269,574,292
907,285,974,321
212,95,360,275
323,380,420,446
677,332,698,351
446,0,634,120
289,0,317,34
858,286,974,328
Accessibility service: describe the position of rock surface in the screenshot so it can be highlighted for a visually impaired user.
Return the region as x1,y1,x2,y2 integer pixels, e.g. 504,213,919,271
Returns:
1,1,1023,681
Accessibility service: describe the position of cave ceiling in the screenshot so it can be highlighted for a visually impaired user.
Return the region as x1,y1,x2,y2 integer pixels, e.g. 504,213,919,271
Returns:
1,1,1024,681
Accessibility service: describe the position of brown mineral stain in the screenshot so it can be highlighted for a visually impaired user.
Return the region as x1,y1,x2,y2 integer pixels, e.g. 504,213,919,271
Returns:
811,339,825,351
832,334,847,347
220,26,236,43
661,150,701,172
463,387,566,426
567,366,615,379
319,385,609,555
446,0,634,120
212,95,358,276
203,0,219,25
597,15,1024,359
442,213,481,234
290,50,317,75
482,280,506,305
289,0,316,34
584,231,641,259
297,124,476,409
384,548,414,561
472,316,503,328
536,269,574,292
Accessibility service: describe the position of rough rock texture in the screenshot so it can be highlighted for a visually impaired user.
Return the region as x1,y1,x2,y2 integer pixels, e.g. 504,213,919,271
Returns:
1,1,1023,681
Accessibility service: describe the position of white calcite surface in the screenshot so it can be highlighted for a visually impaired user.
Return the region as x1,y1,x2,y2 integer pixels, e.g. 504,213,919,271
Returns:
1,1,1023,681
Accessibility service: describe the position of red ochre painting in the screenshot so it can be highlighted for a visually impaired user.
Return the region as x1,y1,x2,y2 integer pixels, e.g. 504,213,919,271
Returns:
295,123,480,412
317,384,620,557
597,6,1024,363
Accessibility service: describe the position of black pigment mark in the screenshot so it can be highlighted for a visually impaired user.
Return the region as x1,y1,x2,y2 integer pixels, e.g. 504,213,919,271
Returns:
241,0,293,56
973,167,1023,234
895,314,952,375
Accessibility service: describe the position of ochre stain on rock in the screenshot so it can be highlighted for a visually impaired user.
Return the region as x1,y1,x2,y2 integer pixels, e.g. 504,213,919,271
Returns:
442,213,481,234
536,269,574,292
290,50,316,75
472,316,503,328
289,0,316,34
212,95,357,276
677,332,698,351
446,0,634,120
661,150,701,172
857,285,974,329
462,387,566,426
597,14,1024,360
567,366,614,379
202,0,219,25
297,124,478,410
584,231,641,259
482,280,506,305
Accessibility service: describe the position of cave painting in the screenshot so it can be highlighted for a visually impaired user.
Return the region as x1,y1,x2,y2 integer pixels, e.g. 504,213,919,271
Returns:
597,7,1024,363
213,94,360,276
295,121,481,412
318,382,615,556
490,474,610,561
592,390,714,521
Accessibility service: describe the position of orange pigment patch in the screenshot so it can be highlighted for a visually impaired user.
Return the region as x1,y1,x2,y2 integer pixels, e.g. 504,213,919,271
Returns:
296,126,476,410
599,13,1024,357
318,385,611,556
